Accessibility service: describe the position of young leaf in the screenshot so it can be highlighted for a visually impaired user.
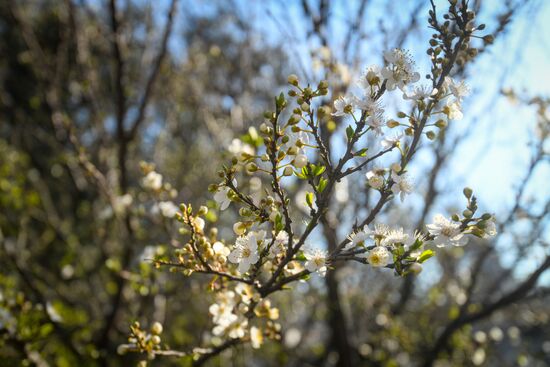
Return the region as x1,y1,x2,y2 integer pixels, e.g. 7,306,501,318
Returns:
417,249,435,263
305,192,314,208
346,125,354,140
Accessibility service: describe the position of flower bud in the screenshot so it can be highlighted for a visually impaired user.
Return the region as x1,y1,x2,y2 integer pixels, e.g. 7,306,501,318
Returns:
300,102,310,112
293,154,308,168
463,209,473,218
246,162,258,173
426,131,436,140
463,187,473,198
283,166,294,176
198,206,208,216
289,114,301,125
259,123,270,134
409,263,423,274
287,74,299,86
239,207,251,217
287,146,298,155
318,80,329,89
397,111,407,118
435,119,447,129
151,322,163,335
386,119,399,128
391,163,401,172
151,335,161,345
233,222,246,236
482,35,494,44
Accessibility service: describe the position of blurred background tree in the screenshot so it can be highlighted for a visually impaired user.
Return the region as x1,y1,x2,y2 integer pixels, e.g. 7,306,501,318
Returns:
0,0,548,366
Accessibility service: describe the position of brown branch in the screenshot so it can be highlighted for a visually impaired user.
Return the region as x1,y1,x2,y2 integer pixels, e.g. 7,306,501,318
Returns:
127,0,178,141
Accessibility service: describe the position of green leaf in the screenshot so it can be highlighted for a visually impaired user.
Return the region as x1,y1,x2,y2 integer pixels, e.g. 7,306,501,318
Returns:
410,238,423,251
275,214,284,232
355,148,368,157
305,192,314,208
346,125,354,140
295,251,307,261
275,92,286,111
418,249,435,263
294,170,307,179
317,177,328,193
313,165,326,176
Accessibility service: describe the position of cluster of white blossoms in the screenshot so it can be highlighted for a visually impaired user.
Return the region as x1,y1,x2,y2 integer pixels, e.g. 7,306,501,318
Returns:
427,213,497,247
381,48,421,91
332,48,471,144
208,284,279,347
343,224,421,268
209,289,249,339
227,230,298,274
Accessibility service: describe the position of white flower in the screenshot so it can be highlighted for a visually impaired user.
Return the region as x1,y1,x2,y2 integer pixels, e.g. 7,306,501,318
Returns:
214,179,237,210
366,167,386,188
270,231,289,257
381,48,421,91
345,227,372,251
227,317,248,339
357,65,382,89
212,241,231,259
332,95,354,116
444,77,470,101
381,133,402,149
403,85,437,101
443,99,463,120
426,214,468,247
366,172,385,190
367,111,385,135
304,248,328,276
371,223,390,242
391,172,413,202
228,232,262,273
404,230,427,252
366,246,391,267
483,217,498,238
354,94,383,115
283,131,310,158
250,326,263,349
193,217,205,232
209,291,236,324
157,201,178,218
142,171,163,190
381,227,409,247
235,283,256,305
212,313,248,339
